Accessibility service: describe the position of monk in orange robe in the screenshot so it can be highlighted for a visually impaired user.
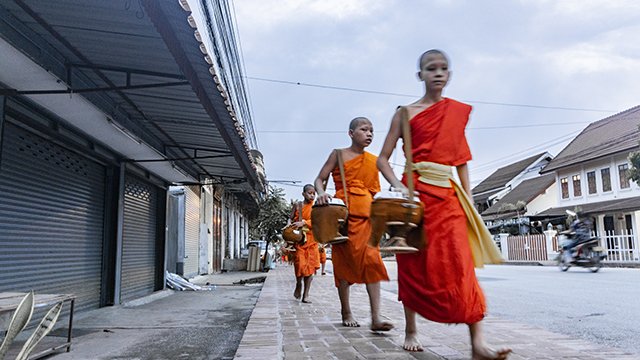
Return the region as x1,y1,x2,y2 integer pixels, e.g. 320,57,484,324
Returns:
318,245,327,275
377,50,511,359
289,184,321,303
314,117,392,331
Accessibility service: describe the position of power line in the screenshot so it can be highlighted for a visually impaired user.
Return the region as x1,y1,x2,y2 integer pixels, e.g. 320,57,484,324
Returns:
230,0,259,148
257,121,591,134
470,131,581,174
246,76,617,113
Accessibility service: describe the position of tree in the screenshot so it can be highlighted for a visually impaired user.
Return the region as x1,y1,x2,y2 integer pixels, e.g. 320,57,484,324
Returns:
249,186,290,270
628,151,640,184
498,200,527,235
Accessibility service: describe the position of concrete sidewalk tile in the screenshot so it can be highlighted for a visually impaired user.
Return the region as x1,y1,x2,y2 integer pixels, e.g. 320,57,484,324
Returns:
235,264,636,360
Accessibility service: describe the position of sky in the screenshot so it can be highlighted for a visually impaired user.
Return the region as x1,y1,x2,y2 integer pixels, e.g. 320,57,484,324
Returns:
232,0,640,201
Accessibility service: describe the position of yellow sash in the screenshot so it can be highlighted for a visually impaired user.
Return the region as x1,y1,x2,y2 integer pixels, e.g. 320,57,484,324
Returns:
412,161,503,268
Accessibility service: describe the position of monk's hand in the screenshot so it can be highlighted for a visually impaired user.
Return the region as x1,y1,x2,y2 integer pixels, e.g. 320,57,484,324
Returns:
316,193,331,205
292,221,305,228
391,185,410,197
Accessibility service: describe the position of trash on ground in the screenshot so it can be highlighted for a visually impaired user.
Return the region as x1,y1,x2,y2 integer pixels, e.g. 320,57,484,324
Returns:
165,272,214,291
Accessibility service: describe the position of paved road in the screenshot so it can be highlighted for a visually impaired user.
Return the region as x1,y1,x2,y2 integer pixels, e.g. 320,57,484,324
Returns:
379,261,640,356
238,263,638,360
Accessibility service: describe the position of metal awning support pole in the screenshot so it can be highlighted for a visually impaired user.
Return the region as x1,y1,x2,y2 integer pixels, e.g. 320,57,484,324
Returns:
113,163,126,305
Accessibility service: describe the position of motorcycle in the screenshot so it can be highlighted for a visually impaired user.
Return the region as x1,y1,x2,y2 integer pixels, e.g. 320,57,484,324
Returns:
557,210,607,272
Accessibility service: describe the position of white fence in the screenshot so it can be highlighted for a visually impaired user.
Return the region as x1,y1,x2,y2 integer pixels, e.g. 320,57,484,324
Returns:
600,230,639,262
502,230,640,263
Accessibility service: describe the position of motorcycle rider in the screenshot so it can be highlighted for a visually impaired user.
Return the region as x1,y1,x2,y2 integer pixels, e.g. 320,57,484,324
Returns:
564,212,592,261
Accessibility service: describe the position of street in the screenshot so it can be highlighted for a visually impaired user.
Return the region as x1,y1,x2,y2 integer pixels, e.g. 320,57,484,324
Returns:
379,261,640,356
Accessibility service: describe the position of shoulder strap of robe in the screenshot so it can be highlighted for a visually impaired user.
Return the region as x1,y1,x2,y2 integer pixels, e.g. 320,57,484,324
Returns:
335,149,349,208
399,106,415,201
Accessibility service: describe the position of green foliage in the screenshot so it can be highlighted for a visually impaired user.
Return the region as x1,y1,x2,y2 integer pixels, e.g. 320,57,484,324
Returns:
249,186,290,244
497,200,527,214
628,151,640,183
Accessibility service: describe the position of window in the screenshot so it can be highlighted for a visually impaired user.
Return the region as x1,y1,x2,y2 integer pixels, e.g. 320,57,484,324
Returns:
619,164,630,189
572,174,582,196
561,177,569,199
587,171,597,194
601,168,611,192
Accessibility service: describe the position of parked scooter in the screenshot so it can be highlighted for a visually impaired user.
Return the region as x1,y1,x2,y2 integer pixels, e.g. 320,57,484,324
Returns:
557,210,607,272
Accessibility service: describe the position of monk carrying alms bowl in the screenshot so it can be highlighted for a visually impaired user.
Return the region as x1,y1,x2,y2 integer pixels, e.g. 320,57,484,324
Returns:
369,189,424,253
311,198,348,245
282,223,306,246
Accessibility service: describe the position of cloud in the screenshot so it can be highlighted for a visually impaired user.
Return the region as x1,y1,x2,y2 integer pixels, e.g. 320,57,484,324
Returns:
233,0,392,29
233,0,640,199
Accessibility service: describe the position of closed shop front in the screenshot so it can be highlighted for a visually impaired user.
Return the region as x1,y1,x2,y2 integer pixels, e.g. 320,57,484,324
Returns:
0,119,106,312
120,174,164,303
183,185,201,278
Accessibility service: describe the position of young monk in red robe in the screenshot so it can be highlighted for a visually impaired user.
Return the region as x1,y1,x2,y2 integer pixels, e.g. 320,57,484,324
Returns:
289,184,321,303
314,117,393,331
377,50,511,360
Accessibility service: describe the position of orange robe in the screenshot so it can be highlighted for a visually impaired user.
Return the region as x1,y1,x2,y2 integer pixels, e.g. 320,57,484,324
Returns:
397,98,486,324
292,202,321,277
331,152,389,287
319,247,327,264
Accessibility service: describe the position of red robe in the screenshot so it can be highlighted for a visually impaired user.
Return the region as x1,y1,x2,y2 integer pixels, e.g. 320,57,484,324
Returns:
331,151,389,287
397,98,486,324
292,202,321,277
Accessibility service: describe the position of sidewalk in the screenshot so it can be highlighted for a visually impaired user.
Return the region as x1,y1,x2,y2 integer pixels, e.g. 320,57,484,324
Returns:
235,262,638,360
40,271,266,360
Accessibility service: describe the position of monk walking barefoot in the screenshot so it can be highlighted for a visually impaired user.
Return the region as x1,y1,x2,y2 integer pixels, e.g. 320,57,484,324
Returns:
377,49,511,359
314,117,393,332
288,185,321,303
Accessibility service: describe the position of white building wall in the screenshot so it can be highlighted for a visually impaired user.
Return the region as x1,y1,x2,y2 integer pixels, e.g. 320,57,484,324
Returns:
488,154,552,205
555,153,640,207
526,182,558,215
235,210,241,258
201,185,214,274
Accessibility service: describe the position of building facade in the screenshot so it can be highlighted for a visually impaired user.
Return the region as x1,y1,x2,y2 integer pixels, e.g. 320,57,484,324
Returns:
0,0,264,316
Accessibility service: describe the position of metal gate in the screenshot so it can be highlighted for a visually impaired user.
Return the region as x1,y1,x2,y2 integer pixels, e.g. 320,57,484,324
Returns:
120,175,160,303
507,234,548,261
183,185,200,277
0,122,106,311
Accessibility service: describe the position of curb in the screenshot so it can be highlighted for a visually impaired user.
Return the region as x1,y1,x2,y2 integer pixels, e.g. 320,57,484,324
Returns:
502,260,640,268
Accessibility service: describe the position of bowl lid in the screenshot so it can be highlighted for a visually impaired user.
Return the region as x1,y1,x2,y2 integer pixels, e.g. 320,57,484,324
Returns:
374,189,419,201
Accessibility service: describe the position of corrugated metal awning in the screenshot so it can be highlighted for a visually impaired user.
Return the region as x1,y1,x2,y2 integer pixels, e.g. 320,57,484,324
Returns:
0,0,262,202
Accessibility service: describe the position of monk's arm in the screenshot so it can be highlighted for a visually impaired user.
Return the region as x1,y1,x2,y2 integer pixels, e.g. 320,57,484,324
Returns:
314,150,337,205
456,163,472,198
377,110,404,190
303,209,312,229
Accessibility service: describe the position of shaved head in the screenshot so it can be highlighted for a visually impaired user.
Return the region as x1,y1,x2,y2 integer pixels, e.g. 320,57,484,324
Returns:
349,116,372,131
303,184,314,192
418,49,449,69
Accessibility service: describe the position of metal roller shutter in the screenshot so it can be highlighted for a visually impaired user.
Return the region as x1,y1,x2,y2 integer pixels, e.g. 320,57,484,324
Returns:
120,175,159,303
183,185,200,277
0,122,105,311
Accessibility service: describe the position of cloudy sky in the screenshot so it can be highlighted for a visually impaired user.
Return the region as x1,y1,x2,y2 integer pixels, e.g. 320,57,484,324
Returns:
232,0,640,201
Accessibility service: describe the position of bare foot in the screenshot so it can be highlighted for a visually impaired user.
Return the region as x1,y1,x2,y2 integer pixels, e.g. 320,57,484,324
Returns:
301,298,312,303
472,344,512,360
293,284,301,300
403,332,423,352
370,321,394,332
341,315,360,327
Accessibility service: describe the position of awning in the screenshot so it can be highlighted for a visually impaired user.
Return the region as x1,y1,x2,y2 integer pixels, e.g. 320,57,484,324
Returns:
0,0,263,205
535,196,640,218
